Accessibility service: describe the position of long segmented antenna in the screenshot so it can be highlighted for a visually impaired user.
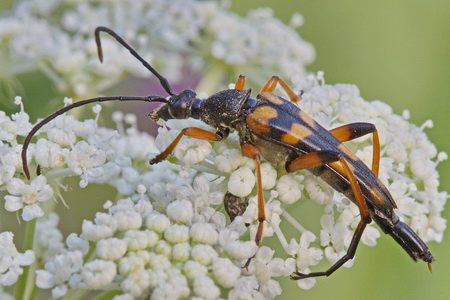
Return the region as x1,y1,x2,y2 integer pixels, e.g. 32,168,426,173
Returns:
21,95,168,180
95,26,175,96
22,26,176,180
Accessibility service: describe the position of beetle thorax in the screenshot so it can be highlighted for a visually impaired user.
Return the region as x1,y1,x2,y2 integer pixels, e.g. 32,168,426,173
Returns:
200,89,251,129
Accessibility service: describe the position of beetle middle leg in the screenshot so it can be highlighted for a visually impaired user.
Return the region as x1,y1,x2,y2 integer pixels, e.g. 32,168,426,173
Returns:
286,150,372,279
329,122,380,175
150,127,223,164
240,143,265,268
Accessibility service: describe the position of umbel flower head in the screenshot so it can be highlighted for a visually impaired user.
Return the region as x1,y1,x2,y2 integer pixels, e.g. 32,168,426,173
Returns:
0,1,447,299
1,72,447,298
0,0,314,97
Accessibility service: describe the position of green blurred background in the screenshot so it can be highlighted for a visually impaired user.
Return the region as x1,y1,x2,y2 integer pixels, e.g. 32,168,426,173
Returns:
1,0,449,299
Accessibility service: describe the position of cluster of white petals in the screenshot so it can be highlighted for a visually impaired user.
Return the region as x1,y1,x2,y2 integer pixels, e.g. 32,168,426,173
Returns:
1,71,446,297
0,232,35,286
0,0,314,97
0,1,446,299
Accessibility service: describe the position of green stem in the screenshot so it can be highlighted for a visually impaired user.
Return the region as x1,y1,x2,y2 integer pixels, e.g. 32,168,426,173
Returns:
66,287,89,300
83,241,97,263
15,218,37,300
92,290,122,300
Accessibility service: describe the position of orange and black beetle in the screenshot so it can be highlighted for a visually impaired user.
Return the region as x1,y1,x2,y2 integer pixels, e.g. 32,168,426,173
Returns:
22,26,434,280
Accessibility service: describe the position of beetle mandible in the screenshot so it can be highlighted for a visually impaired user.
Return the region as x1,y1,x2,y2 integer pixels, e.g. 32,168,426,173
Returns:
21,26,434,280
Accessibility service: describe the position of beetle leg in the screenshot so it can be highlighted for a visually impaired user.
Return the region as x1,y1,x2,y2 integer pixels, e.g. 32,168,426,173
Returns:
329,122,380,176
150,127,222,164
291,218,369,280
287,150,372,279
260,76,302,103
286,151,341,172
235,75,246,90
240,143,265,269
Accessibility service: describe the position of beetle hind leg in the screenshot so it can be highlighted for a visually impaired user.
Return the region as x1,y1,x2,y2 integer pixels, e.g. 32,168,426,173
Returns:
287,150,372,279
329,122,381,176
291,219,369,280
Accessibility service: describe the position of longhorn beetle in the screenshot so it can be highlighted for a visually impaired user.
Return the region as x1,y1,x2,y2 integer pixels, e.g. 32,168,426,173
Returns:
21,26,434,280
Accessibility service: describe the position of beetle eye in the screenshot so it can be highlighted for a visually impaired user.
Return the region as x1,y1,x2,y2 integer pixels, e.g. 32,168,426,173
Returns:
167,90,197,119
168,97,188,119
180,89,197,98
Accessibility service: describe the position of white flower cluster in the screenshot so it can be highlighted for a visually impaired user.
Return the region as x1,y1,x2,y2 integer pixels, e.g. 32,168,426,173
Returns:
0,0,314,96
0,1,446,298
0,232,35,286
30,186,292,298
0,71,447,297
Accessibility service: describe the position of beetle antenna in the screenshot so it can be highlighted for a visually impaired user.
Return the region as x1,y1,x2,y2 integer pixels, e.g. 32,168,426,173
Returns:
21,95,168,180
95,26,175,96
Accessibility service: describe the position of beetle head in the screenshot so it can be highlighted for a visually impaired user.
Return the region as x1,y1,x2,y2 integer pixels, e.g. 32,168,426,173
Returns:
149,89,199,122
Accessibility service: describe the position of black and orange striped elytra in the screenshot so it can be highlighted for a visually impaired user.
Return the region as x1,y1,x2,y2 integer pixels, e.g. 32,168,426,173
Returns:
21,26,434,280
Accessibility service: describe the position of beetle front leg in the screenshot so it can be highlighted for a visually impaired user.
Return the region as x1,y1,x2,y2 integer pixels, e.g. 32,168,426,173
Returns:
286,150,372,279
234,75,246,90
329,122,380,176
150,127,223,164
240,143,265,269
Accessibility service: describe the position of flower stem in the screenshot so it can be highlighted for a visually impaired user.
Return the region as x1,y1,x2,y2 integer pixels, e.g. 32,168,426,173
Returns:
282,207,307,233
92,290,122,300
15,218,37,300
